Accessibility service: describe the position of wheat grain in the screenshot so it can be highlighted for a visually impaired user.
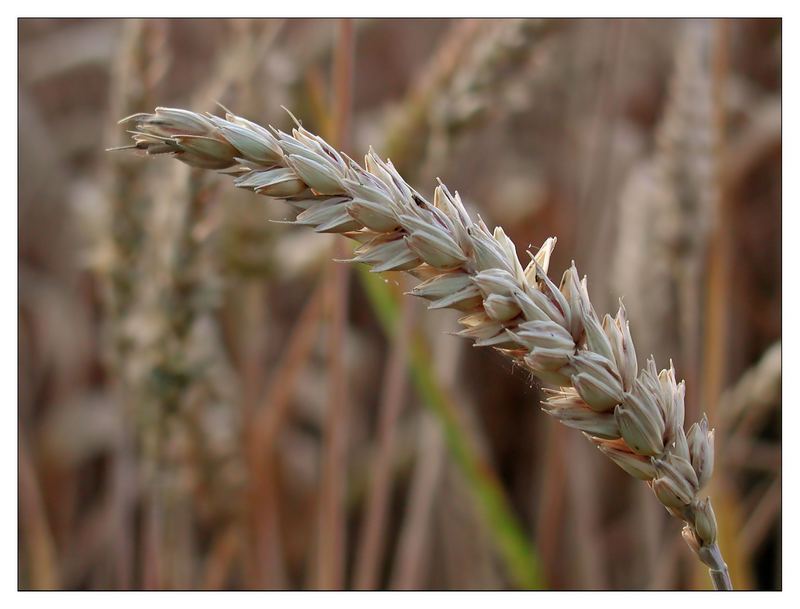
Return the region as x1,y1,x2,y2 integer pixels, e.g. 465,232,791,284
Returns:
114,105,733,590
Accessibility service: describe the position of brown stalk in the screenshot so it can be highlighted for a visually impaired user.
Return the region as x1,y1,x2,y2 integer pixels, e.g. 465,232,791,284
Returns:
390,411,446,590
246,282,324,588
202,525,241,590
570,21,627,590
738,481,780,559
534,422,567,587
237,281,276,588
715,342,780,586
697,19,753,591
720,341,781,434
19,441,61,590
354,284,416,589
565,434,607,588
650,533,685,588
701,20,732,427
142,483,163,589
315,18,355,590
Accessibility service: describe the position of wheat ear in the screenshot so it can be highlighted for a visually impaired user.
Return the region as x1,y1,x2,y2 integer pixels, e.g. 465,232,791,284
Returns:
114,106,732,590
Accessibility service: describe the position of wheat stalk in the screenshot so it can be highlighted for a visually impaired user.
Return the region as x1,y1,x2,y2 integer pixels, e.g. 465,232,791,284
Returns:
113,105,732,590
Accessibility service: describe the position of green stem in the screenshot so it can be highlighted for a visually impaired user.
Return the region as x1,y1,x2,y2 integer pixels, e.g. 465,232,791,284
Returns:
357,264,544,589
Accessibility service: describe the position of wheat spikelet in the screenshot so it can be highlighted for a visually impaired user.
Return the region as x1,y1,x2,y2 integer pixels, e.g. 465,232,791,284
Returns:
114,105,732,589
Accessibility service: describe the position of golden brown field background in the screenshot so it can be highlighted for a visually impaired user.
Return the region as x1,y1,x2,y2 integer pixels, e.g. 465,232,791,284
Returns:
18,18,781,590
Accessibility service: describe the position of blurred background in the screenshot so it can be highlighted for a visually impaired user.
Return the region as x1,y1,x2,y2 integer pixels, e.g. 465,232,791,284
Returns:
18,18,781,590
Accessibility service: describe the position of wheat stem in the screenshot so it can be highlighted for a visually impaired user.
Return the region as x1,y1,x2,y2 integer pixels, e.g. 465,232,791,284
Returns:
116,103,732,590
354,284,414,589
315,19,355,590
706,543,733,591
19,441,61,589
358,264,544,588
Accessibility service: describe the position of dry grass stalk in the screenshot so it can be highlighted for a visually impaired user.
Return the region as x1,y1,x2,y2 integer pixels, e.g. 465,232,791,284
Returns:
390,410,445,589
436,457,505,588
534,422,567,586
718,341,780,582
314,19,354,590
115,104,733,589
19,442,61,589
738,480,779,559
354,287,415,589
246,283,324,588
